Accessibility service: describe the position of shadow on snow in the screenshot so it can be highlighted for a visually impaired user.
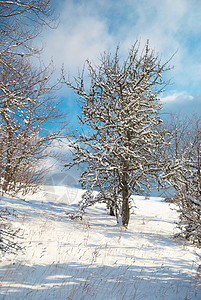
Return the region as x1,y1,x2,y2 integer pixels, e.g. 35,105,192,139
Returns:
0,261,200,300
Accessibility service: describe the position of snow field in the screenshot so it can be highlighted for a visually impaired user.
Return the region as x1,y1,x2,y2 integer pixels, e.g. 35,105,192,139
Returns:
0,186,200,299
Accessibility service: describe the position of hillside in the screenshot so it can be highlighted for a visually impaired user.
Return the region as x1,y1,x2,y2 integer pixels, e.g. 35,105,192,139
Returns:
0,185,200,299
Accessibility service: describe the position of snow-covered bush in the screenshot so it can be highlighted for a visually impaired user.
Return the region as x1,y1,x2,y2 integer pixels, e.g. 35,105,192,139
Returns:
0,208,22,254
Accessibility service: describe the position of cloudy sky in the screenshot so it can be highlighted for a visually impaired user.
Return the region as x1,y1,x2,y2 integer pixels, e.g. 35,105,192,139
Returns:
41,0,201,126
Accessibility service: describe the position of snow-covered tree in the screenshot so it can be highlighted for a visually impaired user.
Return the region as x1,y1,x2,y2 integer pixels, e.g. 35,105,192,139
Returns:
0,0,55,58
0,54,65,195
0,1,66,196
165,114,201,245
64,41,172,226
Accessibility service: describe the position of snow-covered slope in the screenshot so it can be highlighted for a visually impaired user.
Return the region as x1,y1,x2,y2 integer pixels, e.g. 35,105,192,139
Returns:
0,186,200,299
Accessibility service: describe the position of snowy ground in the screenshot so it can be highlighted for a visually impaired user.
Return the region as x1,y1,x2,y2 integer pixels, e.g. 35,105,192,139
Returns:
0,185,201,299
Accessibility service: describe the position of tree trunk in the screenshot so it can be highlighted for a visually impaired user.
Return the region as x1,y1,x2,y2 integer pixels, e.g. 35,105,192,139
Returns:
2,160,13,194
122,184,130,227
121,161,130,227
109,205,115,216
2,148,13,194
1,111,13,194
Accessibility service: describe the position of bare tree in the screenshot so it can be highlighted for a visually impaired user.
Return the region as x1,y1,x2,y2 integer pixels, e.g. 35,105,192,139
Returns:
0,54,65,195
64,41,172,226
0,1,66,254
164,114,201,245
0,1,66,196
0,0,55,58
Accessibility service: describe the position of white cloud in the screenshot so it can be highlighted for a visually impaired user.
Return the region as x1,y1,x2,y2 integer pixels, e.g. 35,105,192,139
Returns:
160,91,194,103
38,0,201,101
51,139,71,155
41,0,114,73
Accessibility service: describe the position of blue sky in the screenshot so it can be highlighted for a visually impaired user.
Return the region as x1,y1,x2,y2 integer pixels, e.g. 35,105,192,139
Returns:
39,0,201,124
40,0,201,190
